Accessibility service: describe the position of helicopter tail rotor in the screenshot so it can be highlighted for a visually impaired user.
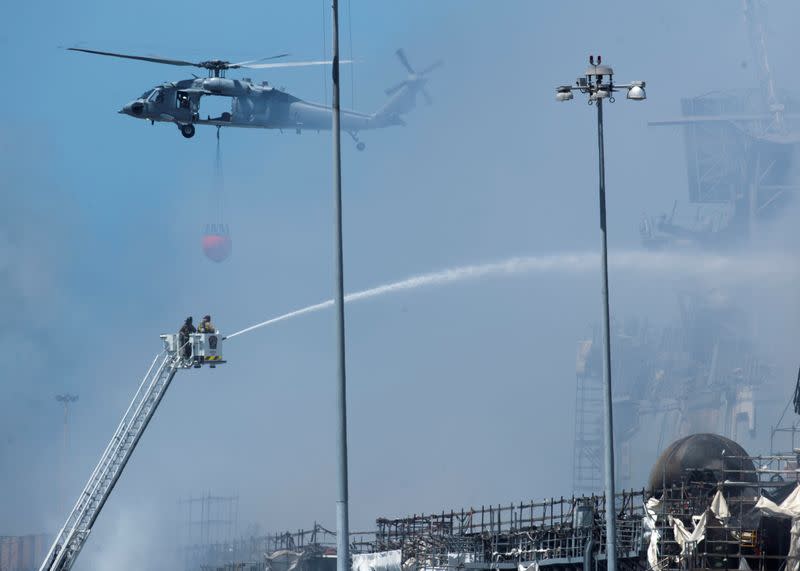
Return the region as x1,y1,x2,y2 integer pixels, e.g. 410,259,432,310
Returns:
392,49,443,79
384,49,442,105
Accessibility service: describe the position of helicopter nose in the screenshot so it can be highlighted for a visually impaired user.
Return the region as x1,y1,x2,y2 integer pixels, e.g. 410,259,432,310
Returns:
120,101,145,117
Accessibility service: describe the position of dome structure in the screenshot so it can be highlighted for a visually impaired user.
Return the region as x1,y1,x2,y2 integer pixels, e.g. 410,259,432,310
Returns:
648,433,756,493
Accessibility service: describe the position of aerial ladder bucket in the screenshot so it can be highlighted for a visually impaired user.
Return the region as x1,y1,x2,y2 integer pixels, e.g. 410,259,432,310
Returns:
39,332,225,571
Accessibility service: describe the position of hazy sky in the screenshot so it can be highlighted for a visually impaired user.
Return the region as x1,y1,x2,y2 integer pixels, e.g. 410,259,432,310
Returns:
3,1,800,568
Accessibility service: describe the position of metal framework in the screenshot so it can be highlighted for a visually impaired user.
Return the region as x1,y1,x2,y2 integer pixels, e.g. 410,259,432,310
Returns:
372,492,646,569
189,446,800,571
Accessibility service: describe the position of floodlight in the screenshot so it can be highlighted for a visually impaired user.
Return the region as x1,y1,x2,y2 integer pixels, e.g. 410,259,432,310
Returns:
627,81,646,101
556,86,574,102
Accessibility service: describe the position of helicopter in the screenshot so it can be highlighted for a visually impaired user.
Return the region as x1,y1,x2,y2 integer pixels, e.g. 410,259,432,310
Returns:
70,47,441,150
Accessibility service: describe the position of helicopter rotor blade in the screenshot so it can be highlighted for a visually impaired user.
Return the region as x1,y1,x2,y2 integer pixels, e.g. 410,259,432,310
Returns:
229,53,291,68
419,60,443,76
242,59,352,70
395,49,415,75
67,47,198,67
421,88,433,105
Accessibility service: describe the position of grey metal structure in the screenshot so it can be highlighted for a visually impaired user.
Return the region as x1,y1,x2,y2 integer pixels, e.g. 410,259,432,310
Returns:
643,88,800,248
641,0,800,248
572,292,776,498
69,47,440,148
330,6,352,571
39,332,225,571
556,57,646,571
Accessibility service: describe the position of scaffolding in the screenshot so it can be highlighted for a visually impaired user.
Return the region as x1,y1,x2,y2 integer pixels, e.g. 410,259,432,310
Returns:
372,491,647,569
573,339,604,496
181,493,240,570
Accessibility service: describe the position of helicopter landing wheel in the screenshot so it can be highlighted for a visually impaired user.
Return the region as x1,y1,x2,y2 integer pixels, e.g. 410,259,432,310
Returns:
180,124,196,139
348,131,365,151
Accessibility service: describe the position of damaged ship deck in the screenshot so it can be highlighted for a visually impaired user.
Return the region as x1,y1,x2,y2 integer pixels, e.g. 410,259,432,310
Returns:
193,436,800,571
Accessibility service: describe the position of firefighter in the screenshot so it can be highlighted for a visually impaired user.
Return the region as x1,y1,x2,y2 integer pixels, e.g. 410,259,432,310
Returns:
178,317,196,359
198,314,216,334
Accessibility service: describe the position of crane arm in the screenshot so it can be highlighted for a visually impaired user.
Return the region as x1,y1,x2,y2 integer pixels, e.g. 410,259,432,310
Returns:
39,332,225,571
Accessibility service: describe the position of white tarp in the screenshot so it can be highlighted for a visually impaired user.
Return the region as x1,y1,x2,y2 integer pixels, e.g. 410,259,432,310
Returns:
756,484,800,518
353,550,402,571
710,490,730,526
643,497,661,571
266,549,306,571
669,511,708,556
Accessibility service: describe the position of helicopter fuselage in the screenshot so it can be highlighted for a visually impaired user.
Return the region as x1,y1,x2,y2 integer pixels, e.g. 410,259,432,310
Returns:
120,77,400,139
71,46,438,145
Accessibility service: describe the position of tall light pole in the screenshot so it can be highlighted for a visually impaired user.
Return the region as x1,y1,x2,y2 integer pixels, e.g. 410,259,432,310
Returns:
556,56,646,571
55,393,79,512
330,3,351,571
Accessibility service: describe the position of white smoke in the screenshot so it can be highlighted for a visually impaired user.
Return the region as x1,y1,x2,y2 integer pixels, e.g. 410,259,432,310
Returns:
79,502,180,571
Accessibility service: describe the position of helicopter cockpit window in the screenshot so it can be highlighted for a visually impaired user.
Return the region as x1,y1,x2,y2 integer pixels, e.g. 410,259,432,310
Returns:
147,89,164,104
139,89,154,100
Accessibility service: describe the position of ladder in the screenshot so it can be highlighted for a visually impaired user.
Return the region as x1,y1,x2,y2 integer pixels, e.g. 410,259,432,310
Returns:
39,330,225,571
